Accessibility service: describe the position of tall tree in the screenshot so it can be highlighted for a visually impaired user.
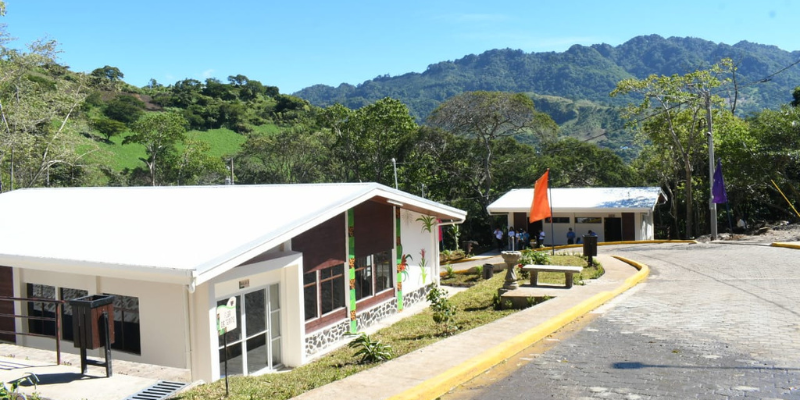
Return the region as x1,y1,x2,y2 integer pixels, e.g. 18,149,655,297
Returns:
320,97,417,184
612,59,733,238
123,112,187,186
427,91,557,212
0,19,93,190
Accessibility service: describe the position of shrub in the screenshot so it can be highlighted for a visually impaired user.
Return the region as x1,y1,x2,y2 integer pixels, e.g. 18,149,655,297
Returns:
347,333,394,364
426,287,457,335
444,264,455,279
522,250,551,265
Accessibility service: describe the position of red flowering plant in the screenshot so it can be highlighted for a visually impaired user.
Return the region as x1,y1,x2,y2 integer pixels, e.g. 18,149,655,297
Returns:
398,254,412,282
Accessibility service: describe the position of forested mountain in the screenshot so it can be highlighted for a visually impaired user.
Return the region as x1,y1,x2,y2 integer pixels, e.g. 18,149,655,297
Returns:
295,35,800,121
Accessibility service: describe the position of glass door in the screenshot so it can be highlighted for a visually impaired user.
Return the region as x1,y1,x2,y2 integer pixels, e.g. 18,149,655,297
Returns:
218,283,281,376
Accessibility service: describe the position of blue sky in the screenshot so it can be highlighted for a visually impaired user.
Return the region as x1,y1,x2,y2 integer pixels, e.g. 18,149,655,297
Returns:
3,0,797,94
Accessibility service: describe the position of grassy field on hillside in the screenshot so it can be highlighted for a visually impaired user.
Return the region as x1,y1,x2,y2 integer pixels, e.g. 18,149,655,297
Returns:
85,125,277,173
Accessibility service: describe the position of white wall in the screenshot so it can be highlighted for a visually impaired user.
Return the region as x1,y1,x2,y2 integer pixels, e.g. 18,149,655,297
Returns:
399,210,436,291
17,268,188,369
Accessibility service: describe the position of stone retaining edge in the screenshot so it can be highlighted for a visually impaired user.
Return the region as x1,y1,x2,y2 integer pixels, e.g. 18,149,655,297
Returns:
389,256,650,400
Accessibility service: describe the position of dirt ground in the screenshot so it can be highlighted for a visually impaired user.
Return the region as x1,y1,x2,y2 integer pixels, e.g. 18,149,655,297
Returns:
695,222,800,243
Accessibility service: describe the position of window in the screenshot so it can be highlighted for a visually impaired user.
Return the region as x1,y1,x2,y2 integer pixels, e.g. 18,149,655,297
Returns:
545,217,570,223
576,217,602,224
59,288,88,342
27,284,56,337
26,284,88,341
355,250,393,301
304,264,346,321
105,293,141,355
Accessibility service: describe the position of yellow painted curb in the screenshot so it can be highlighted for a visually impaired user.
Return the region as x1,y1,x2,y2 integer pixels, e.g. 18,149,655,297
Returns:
389,257,650,400
771,242,800,250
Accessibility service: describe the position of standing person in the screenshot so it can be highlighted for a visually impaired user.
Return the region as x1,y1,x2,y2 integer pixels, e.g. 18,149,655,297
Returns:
516,229,524,250
566,228,576,245
508,226,516,250
494,227,504,252
520,229,530,250
537,229,546,248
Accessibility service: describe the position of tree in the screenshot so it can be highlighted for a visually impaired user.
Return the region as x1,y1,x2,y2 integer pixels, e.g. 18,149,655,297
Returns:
536,138,640,188
90,65,124,90
319,98,417,184
104,94,145,124
0,32,94,190
427,91,557,212
612,59,733,238
90,65,124,82
92,117,127,140
170,137,226,185
235,126,333,184
123,112,187,186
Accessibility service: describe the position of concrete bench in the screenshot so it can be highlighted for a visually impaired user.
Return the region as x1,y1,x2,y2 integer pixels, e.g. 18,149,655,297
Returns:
521,264,584,288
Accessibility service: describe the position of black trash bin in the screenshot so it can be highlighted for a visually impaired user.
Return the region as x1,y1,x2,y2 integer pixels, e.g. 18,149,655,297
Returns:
583,235,598,266
482,263,494,279
69,294,115,377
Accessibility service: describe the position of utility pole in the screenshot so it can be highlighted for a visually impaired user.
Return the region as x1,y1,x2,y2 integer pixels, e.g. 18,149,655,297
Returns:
705,91,717,241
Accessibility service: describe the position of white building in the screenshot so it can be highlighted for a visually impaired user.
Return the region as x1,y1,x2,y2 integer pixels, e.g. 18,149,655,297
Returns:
487,187,666,245
0,183,466,382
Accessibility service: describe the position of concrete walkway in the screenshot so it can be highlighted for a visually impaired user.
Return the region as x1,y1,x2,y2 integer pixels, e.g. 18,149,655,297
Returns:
293,253,646,400
0,341,190,400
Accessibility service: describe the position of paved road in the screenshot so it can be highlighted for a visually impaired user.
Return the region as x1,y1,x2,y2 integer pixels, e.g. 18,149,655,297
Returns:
444,242,800,399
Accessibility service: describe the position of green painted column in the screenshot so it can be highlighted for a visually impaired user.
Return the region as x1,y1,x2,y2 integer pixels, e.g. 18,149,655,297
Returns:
396,207,404,311
348,209,357,333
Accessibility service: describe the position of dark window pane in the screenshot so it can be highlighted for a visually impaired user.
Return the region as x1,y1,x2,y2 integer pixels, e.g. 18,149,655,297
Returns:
26,284,56,336
303,271,315,285
303,284,317,320
105,293,141,355
246,334,267,374
59,288,88,341
354,256,373,300
332,274,345,310
245,291,266,337
375,250,393,293
219,342,243,377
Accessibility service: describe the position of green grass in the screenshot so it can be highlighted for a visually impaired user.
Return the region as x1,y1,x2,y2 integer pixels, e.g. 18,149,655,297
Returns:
178,275,519,400
84,125,262,173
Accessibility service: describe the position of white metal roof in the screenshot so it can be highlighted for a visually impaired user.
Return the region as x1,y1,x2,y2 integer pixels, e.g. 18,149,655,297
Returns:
0,183,466,285
487,187,665,214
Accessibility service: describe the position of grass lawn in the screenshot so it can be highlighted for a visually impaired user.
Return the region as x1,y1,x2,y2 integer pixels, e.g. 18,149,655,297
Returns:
178,253,604,400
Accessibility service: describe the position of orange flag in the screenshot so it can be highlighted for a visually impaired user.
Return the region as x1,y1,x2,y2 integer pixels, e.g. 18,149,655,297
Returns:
529,169,551,223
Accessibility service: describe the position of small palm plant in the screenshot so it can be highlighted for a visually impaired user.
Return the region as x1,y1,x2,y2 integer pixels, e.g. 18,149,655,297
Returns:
348,333,394,364
1,373,39,400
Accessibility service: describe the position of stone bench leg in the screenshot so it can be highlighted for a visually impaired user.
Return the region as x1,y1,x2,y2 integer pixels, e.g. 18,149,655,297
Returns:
530,271,539,287
565,272,574,288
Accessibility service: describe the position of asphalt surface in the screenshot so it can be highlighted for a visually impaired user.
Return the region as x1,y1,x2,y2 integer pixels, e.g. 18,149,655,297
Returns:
444,242,800,399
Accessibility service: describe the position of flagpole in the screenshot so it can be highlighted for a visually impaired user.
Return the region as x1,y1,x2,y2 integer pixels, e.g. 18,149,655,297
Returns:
547,169,555,256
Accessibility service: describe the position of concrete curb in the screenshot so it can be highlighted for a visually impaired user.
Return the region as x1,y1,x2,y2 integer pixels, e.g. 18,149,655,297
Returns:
771,242,800,250
389,256,650,400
